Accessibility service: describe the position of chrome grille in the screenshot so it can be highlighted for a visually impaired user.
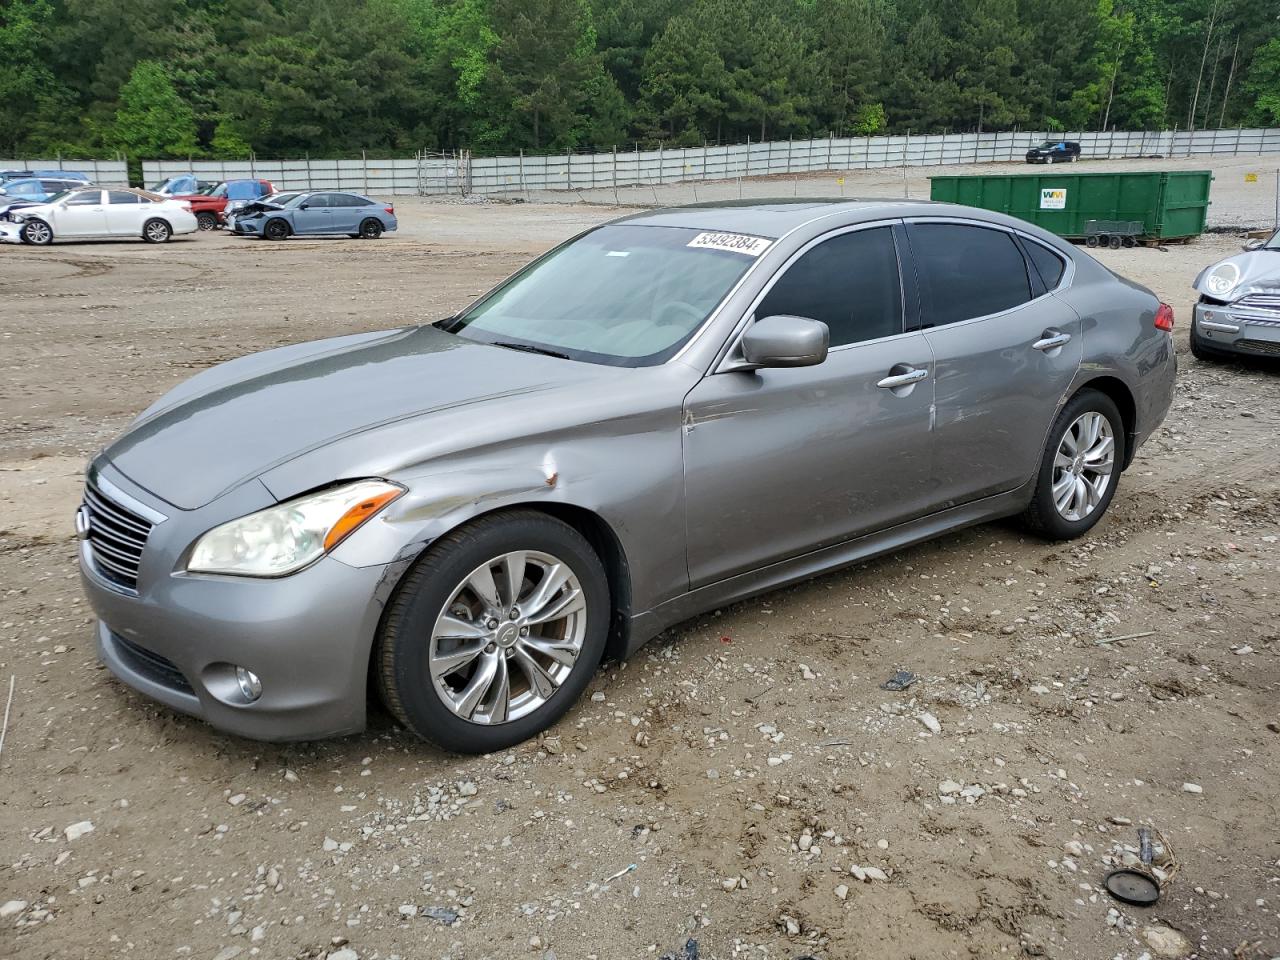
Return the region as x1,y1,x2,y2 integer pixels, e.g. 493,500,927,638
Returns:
83,481,153,590
1236,293,1280,315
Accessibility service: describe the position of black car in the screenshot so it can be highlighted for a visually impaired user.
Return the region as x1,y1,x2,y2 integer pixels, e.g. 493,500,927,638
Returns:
1025,141,1081,164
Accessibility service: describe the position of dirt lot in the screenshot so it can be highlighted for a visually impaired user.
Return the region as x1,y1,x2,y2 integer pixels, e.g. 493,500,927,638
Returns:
2,157,1279,960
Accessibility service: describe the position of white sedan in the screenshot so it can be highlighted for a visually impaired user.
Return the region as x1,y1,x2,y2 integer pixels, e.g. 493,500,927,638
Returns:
0,188,198,244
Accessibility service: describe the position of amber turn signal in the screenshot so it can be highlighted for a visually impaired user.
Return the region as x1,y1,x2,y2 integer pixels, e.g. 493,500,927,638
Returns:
323,487,403,551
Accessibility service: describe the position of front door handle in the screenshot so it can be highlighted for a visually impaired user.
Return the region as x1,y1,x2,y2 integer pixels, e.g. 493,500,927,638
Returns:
876,366,929,389
1033,331,1072,351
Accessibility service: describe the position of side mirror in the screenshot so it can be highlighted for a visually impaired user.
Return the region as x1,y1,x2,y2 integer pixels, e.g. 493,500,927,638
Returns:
1243,238,1265,251
299,203,309,209
738,315,829,370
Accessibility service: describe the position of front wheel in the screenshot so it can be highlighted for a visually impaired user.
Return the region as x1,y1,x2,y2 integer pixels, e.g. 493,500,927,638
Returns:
376,510,610,753
264,218,290,241
358,218,383,239
20,220,53,245
1190,328,1230,363
1020,389,1125,540
143,219,171,243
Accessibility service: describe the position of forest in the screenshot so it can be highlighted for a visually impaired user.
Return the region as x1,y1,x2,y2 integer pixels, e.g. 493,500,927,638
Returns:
1,0,1278,160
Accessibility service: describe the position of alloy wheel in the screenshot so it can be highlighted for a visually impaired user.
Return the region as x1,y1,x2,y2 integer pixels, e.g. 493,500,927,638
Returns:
1051,412,1115,522
428,550,587,725
145,220,170,242
23,221,51,244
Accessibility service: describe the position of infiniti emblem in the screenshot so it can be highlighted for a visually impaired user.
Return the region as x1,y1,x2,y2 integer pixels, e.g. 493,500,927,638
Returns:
74,505,91,541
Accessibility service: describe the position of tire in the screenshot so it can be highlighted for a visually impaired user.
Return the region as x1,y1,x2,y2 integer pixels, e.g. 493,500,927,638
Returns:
358,218,383,239
1020,389,1126,541
1108,235,1122,249
20,219,53,245
376,510,610,754
1086,235,1100,248
196,211,218,231
1190,328,1230,362
1046,155,1055,164
264,218,290,241
1071,154,1079,162
143,218,171,243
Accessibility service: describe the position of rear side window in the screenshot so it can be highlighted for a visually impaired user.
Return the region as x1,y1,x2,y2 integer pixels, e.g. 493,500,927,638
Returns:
108,191,139,204
756,227,902,347
1024,240,1066,289
909,223,1031,326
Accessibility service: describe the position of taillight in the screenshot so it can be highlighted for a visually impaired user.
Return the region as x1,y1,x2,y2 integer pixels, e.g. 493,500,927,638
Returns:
1154,302,1174,332
384,206,394,215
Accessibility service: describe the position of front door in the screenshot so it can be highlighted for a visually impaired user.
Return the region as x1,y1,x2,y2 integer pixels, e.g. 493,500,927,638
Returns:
682,224,937,587
905,220,1083,508
293,194,335,234
53,190,108,236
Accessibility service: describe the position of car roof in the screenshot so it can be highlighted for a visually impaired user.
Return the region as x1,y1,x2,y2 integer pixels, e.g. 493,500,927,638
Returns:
611,198,1024,239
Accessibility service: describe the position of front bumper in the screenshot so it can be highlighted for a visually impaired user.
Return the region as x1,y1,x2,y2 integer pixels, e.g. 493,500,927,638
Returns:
1192,300,1280,357
81,462,390,741
233,219,261,235
0,221,22,243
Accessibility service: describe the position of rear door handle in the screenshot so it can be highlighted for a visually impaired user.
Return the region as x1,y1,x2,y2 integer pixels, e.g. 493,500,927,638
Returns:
1033,331,1071,351
876,366,929,389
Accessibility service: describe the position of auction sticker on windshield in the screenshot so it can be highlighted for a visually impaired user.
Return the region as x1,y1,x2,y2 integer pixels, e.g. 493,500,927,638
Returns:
687,232,772,257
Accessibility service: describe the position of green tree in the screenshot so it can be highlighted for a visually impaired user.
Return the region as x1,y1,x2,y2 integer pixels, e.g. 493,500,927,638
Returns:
110,60,200,157
1242,36,1280,125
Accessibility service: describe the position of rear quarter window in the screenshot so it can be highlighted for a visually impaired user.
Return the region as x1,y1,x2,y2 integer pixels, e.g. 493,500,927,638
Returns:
1024,241,1066,289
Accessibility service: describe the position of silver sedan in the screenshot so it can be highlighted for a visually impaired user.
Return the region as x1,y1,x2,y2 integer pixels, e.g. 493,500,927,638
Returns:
79,199,1177,752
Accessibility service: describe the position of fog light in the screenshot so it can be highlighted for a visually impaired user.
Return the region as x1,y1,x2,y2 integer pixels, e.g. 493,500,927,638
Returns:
235,667,262,702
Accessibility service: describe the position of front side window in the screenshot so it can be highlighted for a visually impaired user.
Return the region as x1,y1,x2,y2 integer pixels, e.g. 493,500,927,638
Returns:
756,227,902,347
909,223,1032,326
66,191,102,206
445,224,765,366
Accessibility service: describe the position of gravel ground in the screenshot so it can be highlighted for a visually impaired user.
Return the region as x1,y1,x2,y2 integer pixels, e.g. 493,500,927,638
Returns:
1,168,1279,960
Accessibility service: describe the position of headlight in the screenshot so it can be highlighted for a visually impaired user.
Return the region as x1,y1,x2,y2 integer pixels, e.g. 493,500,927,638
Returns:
1204,262,1241,297
186,479,404,577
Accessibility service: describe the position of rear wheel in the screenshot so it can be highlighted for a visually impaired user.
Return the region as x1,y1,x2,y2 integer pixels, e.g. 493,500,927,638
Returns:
358,218,383,239
1108,235,1122,249
1021,389,1125,540
264,218,290,241
20,219,53,245
196,211,218,231
376,510,610,753
143,218,171,243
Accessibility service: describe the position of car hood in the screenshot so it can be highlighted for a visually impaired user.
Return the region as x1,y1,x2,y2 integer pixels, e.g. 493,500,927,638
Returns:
1193,248,1280,302
104,325,607,509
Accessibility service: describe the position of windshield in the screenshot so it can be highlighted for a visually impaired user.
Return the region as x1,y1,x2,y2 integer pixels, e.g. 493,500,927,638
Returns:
444,224,767,366
1036,141,1059,149
201,183,228,197
1265,230,1280,250
43,190,73,205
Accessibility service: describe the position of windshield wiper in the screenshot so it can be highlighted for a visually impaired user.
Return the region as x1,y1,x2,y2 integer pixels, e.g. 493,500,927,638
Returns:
490,341,571,360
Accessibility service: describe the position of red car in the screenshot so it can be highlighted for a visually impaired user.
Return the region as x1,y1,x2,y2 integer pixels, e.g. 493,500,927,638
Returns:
178,179,275,231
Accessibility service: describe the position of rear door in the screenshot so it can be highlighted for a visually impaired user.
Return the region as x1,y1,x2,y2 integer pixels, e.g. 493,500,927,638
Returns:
105,190,144,235
53,190,108,236
905,219,1081,508
292,193,334,234
328,194,364,233
682,223,937,586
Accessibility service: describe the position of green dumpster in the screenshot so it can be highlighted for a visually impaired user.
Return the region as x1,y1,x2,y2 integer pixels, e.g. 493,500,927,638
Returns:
928,170,1213,241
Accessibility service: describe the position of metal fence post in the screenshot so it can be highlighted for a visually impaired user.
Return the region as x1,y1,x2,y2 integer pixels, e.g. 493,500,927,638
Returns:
612,146,619,205
518,149,526,201
362,149,368,195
